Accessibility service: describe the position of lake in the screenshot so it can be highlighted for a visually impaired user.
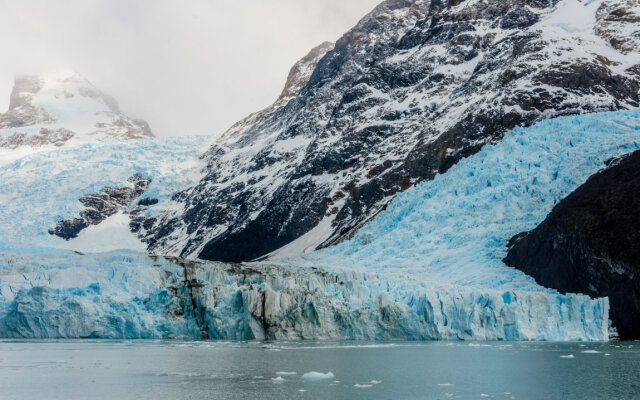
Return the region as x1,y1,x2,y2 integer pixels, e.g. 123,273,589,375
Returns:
0,340,638,399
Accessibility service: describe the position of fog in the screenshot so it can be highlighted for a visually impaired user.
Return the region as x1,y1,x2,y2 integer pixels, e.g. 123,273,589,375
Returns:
0,0,381,137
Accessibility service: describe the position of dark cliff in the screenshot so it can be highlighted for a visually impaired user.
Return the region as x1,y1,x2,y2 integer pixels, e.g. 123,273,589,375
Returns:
504,150,640,339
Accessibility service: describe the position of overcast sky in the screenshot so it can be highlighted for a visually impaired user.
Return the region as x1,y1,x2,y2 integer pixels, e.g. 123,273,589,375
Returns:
0,0,381,137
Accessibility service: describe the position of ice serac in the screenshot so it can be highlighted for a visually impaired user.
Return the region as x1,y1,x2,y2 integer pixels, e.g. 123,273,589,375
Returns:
146,0,640,262
0,71,153,165
504,149,640,339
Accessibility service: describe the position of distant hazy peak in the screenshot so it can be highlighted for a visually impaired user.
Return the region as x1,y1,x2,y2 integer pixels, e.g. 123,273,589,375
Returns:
0,70,153,156
8,74,41,111
8,71,122,114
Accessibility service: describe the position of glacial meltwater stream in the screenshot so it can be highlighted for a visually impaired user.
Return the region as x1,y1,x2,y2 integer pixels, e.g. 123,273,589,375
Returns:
0,340,638,399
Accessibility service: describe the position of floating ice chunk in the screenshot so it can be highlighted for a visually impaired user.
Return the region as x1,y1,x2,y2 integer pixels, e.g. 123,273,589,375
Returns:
605,353,611,356
272,376,285,383
298,389,307,393
480,394,489,397
276,371,297,375
370,380,381,384
560,355,575,358
438,383,454,386
301,371,334,380
581,350,602,354
354,384,373,388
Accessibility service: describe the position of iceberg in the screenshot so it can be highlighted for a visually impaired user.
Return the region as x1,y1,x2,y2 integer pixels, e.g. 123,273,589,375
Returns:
301,372,335,380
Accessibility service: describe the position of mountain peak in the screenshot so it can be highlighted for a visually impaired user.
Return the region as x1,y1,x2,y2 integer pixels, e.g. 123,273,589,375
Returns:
220,41,334,141
277,41,335,103
0,70,153,154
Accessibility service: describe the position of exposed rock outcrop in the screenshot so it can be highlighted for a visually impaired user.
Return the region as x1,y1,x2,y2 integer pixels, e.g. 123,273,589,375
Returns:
49,175,152,239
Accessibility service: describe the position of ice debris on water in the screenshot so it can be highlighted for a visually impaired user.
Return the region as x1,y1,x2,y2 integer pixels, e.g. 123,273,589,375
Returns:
301,372,334,380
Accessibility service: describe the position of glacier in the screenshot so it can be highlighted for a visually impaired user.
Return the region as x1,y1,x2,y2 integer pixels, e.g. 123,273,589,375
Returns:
302,110,640,286
1,110,640,340
0,135,211,251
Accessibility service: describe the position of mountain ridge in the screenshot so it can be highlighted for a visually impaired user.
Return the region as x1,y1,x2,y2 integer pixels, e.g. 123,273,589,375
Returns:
146,0,640,262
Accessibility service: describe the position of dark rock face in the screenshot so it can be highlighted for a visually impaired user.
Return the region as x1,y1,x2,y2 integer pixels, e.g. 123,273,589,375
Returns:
595,0,640,54
147,0,640,262
0,127,75,149
49,175,151,240
504,150,640,339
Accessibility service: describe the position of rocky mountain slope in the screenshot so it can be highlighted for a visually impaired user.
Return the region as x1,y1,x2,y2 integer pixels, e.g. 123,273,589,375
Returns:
0,71,153,165
146,0,640,262
504,148,640,339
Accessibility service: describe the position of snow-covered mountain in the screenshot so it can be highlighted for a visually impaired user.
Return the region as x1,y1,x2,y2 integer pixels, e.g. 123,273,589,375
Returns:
145,0,640,262
221,41,335,141
0,71,153,165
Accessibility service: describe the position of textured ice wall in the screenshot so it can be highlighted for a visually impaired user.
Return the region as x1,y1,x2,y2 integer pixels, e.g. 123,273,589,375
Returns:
0,243,609,340
0,244,198,338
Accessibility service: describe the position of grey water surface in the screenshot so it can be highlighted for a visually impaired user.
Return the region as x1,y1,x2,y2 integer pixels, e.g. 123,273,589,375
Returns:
0,340,638,399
